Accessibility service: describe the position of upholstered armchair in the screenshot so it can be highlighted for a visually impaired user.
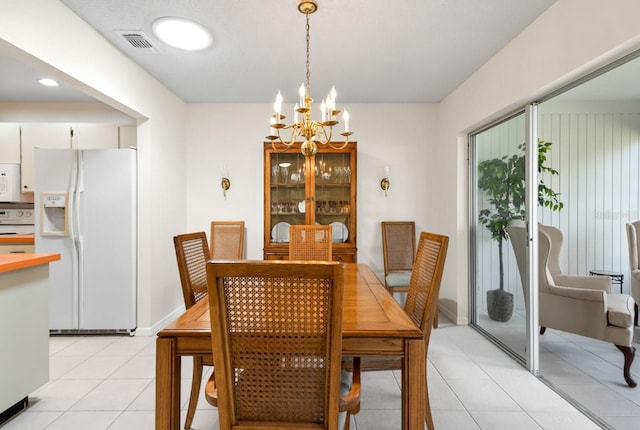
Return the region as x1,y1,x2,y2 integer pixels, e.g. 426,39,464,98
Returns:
626,221,640,326
507,221,637,387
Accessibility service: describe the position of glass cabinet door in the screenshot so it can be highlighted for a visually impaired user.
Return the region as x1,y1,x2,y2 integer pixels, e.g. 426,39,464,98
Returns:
314,152,353,244
269,151,307,243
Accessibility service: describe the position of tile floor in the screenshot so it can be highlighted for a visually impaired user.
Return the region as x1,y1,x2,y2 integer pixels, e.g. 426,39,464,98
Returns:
1,316,604,430
475,309,640,430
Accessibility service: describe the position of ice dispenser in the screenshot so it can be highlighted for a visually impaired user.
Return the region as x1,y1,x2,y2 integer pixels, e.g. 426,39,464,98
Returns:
41,193,69,236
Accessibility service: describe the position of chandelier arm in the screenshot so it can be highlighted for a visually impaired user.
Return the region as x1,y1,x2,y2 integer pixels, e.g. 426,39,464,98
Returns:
270,125,303,153
327,141,349,150
316,123,332,145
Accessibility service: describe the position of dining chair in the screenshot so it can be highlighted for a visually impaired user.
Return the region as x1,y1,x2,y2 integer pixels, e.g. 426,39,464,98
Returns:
173,232,217,429
204,260,360,430
210,221,245,259
347,231,449,430
381,221,416,294
289,224,333,261
381,221,441,327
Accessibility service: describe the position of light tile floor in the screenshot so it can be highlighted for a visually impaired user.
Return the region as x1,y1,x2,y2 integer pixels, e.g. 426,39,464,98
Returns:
475,309,640,430
1,316,603,430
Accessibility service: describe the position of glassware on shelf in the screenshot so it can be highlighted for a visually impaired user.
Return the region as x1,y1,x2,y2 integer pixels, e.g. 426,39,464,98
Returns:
280,163,290,184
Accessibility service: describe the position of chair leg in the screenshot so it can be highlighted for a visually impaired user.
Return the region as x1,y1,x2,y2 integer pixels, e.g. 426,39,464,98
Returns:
344,412,351,430
615,345,637,388
540,327,546,335
184,356,204,429
433,304,439,329
635,303,638,326
425,383,434,430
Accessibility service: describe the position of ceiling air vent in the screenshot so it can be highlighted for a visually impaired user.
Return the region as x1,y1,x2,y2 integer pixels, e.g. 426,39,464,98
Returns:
114,30,160,53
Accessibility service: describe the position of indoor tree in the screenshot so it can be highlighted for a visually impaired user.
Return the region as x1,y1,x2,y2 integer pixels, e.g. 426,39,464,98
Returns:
478,139,563,320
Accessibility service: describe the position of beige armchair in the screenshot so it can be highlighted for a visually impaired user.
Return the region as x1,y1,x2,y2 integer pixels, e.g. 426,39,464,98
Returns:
625,221,640,326
508,221,637,387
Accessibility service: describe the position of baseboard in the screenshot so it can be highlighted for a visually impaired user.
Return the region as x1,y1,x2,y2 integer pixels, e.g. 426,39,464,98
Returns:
438,301,466,325
134,305,186,337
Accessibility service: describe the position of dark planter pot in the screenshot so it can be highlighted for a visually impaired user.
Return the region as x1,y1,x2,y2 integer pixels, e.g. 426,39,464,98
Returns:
487,289,514,322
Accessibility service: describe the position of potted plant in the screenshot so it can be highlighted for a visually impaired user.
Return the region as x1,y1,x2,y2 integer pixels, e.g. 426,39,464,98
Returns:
478,139,563,322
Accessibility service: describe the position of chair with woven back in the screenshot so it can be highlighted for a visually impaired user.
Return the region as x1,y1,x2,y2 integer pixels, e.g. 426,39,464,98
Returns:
210,221,245,259
173,232,217,429
381,221,440,327
289,224,333,261
204,260,360,430
348,231,449,430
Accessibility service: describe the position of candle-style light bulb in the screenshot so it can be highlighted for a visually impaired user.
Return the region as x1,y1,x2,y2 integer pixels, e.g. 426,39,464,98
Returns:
298,83,305,106
274,91,283,122
321,99,327,122
330,85,337,102
343,109,350,132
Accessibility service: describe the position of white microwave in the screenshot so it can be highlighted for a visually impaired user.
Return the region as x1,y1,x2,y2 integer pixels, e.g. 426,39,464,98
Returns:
0,163,23,202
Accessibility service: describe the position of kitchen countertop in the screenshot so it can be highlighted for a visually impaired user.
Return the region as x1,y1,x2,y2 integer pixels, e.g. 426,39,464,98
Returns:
0,234,34,244
0,254,60,273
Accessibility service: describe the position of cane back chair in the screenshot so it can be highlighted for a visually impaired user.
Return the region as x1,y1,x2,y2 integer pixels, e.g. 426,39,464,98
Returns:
289,224,333,261
173,232,217,429
204,260,360,429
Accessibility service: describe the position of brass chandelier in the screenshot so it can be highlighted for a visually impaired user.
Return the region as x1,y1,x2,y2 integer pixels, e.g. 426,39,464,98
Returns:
266,0,353,157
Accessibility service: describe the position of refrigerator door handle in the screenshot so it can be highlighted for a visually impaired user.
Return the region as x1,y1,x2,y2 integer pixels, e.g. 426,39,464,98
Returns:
74,152,86,327
70,151,83,328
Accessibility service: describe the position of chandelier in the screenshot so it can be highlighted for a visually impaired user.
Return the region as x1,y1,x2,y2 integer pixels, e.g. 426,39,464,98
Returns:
266,0,353,157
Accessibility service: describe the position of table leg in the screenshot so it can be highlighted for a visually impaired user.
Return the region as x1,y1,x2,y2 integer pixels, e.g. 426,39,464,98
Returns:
403,339,426,430
156,338,181,430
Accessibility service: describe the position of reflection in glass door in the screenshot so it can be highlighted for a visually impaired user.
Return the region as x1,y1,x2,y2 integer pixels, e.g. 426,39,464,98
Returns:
471,112,530,364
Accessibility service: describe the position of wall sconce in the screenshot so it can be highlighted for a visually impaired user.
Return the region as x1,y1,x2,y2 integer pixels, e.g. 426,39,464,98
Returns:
221,164,230,199
380,166,390,197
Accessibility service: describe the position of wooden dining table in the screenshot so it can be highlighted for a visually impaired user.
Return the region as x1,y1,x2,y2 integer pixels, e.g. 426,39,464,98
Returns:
155,262,425,429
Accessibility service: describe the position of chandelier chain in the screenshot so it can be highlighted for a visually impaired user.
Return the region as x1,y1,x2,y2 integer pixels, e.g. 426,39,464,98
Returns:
305,13,310,94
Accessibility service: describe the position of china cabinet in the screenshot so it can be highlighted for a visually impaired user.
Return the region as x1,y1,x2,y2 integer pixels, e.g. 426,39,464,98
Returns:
263,141,357,262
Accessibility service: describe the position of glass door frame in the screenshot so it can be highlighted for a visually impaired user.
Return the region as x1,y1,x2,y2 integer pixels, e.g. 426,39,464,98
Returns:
469,103,540,375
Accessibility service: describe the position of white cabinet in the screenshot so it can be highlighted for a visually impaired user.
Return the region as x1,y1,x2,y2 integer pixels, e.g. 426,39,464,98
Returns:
0,244,35,254
19,123,132,192
20,124,72,192
0,123,21,163
72,123,119,149
0,263,52,418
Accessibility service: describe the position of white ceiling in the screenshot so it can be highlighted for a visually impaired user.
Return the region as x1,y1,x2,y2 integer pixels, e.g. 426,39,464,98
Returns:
1,0,560,104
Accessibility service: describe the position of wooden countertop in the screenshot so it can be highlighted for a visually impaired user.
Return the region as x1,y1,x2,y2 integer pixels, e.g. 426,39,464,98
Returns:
0,234,35,244
0,254,61,273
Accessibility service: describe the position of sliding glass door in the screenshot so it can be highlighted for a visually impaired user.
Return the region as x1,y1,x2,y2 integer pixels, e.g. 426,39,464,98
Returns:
470,109,539,371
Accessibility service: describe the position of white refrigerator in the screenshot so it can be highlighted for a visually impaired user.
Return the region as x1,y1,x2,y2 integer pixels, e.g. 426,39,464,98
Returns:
35,148,137,333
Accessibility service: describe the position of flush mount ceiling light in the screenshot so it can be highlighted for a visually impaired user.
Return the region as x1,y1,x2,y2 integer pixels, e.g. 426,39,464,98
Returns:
38,78,59,87
152,16,212,51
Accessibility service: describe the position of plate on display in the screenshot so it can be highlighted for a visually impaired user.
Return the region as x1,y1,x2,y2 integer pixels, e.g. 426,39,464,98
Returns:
271,222,291,243
298,201,306,213
330,222,349,243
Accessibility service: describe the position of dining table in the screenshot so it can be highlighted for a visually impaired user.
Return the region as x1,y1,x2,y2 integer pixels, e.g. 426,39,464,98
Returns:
155,262,425,430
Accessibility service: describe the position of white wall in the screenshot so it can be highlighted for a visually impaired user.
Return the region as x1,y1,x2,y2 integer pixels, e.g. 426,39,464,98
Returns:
0,0,188,334
185,103,437,280
435,0,640,324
